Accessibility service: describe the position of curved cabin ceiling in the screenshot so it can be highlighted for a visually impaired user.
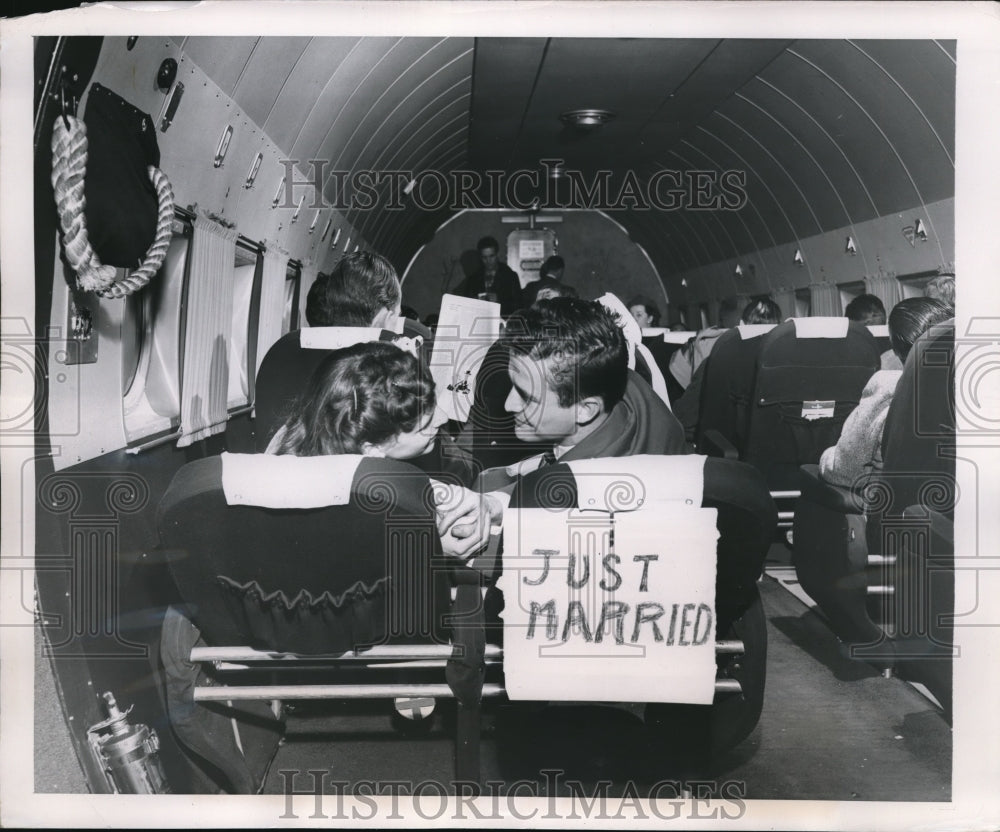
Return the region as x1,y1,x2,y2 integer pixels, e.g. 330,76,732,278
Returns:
178,36,955,292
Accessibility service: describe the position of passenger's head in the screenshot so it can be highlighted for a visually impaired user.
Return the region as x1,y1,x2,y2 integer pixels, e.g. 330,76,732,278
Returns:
718,297,742,329
527,277,577,306
844,294,886,326
888,297,954,365
627,295,660,328
924,273,955,305
305,252,401,328
274,341,442,459
741,298,783,325
502,298,628,444
540,255,565,281
477,235,500,272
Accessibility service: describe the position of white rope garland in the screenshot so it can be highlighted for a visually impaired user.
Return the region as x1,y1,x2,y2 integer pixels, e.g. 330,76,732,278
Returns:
51,114,175,298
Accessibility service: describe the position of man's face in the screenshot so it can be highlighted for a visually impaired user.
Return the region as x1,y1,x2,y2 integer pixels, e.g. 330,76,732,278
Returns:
480,246,499,272
505,354,578,443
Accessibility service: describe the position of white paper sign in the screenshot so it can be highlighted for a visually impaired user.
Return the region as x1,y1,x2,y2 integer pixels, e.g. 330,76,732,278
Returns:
428,293,502,422
518,239,545,261
499,505,719,704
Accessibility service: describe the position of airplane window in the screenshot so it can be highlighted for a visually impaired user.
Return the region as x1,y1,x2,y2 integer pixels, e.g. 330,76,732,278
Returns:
120,286,144,399
794,288,812,318
227,243,261,410
281,262,301,335
122,230,189,442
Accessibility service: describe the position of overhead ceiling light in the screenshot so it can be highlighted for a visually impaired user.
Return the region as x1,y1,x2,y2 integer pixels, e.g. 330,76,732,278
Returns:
560,109,615,129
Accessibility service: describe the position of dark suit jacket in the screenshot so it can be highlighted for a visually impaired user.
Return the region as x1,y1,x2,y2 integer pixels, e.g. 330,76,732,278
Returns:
454,263,523,317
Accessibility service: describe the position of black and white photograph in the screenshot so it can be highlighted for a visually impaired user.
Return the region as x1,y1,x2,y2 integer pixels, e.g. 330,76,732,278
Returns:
2,2,999,828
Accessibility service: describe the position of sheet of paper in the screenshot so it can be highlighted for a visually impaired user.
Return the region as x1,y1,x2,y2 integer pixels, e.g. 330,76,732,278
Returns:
428,293,502,422
499,505,719,704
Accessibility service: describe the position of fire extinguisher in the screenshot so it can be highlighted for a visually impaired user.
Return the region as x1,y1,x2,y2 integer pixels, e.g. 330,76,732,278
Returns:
86,691,171,794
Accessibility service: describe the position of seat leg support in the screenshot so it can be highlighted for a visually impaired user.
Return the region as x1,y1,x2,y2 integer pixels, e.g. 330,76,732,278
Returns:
454,699,481,790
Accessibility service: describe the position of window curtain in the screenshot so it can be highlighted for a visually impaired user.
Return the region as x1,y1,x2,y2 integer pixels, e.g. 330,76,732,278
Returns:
809,282,842,317
864,274,903,311
177,215,239,448
298,261,319,327
255,245,290,374
771,289,796,321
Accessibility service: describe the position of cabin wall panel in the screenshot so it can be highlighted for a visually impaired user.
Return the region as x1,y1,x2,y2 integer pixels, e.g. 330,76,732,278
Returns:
670,196,954,314
400,210,664,322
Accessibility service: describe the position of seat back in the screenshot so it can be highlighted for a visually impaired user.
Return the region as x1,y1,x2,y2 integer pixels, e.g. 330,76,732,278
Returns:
250,331,332,452
157,455,450,654
744,318,880,489
867,321,956,544
864,322,955,714
513,456,775,635
695,326,773,455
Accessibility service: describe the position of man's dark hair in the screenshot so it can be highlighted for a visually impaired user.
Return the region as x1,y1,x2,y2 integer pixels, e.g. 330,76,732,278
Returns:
889,296,953,364
477,235,500,253
540,255,565,278
844,293,886,326
741,297,783,325
503,297,628,412
718,296,741,328
305,251,400,327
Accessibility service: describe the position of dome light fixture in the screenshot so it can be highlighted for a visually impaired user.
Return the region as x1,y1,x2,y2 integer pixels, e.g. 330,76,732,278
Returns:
560,109,615,129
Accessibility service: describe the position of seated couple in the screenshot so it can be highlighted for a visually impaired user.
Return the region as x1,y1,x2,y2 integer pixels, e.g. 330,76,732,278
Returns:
269,297,687,556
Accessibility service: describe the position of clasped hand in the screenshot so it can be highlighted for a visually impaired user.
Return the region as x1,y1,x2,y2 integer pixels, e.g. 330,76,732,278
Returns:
430,480,504,560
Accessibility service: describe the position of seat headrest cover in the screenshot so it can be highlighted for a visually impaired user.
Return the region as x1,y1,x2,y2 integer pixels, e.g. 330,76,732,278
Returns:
737,323,777,340
792,317,850,339
565,454,706,511
867,324,889,338
300,326,384,350
221,452,363,508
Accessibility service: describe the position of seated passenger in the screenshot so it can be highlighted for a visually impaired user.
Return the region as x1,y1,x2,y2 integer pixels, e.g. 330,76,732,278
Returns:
627,294,660,328
819,296,953,488
673,297,783,443
668,296,741,389
438,297,687,559
267,340,445,459
453,235,523,317
924,273,955,306
845,293,898,371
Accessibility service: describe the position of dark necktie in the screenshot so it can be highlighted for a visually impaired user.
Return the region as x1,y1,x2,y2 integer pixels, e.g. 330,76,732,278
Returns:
539,448,557,467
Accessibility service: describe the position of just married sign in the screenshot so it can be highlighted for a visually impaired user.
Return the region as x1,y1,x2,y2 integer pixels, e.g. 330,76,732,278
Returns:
498,503,719,705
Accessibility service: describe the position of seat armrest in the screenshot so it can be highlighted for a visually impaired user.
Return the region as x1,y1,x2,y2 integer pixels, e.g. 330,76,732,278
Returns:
701,429,738,460
797,464,864,514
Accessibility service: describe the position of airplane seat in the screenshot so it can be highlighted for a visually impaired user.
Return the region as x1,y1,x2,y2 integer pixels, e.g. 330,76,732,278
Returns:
742,318,880,492
695,326,774,458
862,321,955,715
156,453,456,793
246,330,330,452
791,322,955,710
791,464,884,647
510,455,776,759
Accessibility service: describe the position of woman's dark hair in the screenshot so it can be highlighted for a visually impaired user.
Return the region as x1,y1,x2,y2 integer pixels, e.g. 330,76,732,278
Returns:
273,341,435,456
888,297,954,364
626,295,660,326
741,297,783,325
